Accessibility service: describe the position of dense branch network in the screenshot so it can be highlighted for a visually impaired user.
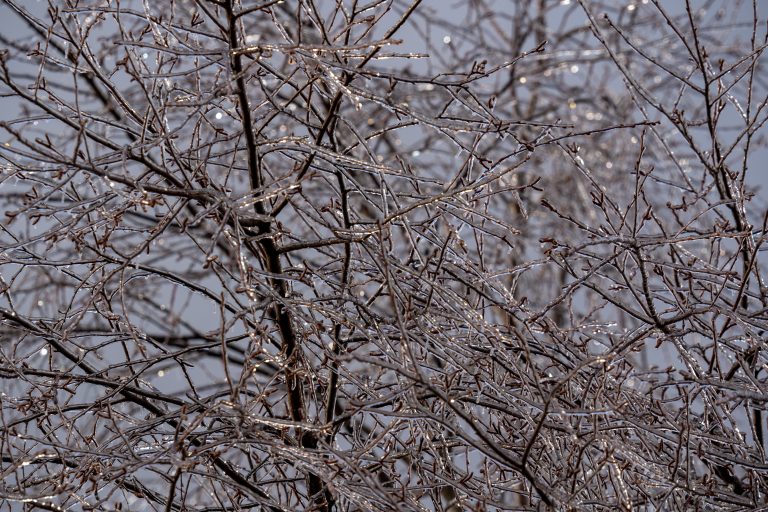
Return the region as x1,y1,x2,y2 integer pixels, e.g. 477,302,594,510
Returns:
1,0,767,510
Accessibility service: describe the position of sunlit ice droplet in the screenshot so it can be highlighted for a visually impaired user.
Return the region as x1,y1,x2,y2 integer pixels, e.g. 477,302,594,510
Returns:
215,112,223,120
519,77,527,84
443,35,451,44
570,64,579,73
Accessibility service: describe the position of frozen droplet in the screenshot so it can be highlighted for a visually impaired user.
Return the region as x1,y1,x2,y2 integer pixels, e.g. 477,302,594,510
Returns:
215,112,223,120
40,347,48,356
411,150,421,157
568,100,577,109
37,300,44,307
443,35,451,44
605,162,613,169
157,370,165,377
570,64,579,73
560,0,571,4
142,53,149,59
627,4,636,11
630,136,638,144
519,77,527,84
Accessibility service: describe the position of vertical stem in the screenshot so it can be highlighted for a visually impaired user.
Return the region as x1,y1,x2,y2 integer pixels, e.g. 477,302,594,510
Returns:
223,2,325,508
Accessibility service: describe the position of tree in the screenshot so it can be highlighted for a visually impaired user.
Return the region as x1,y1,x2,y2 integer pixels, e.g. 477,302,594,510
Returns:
1,0,767,510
